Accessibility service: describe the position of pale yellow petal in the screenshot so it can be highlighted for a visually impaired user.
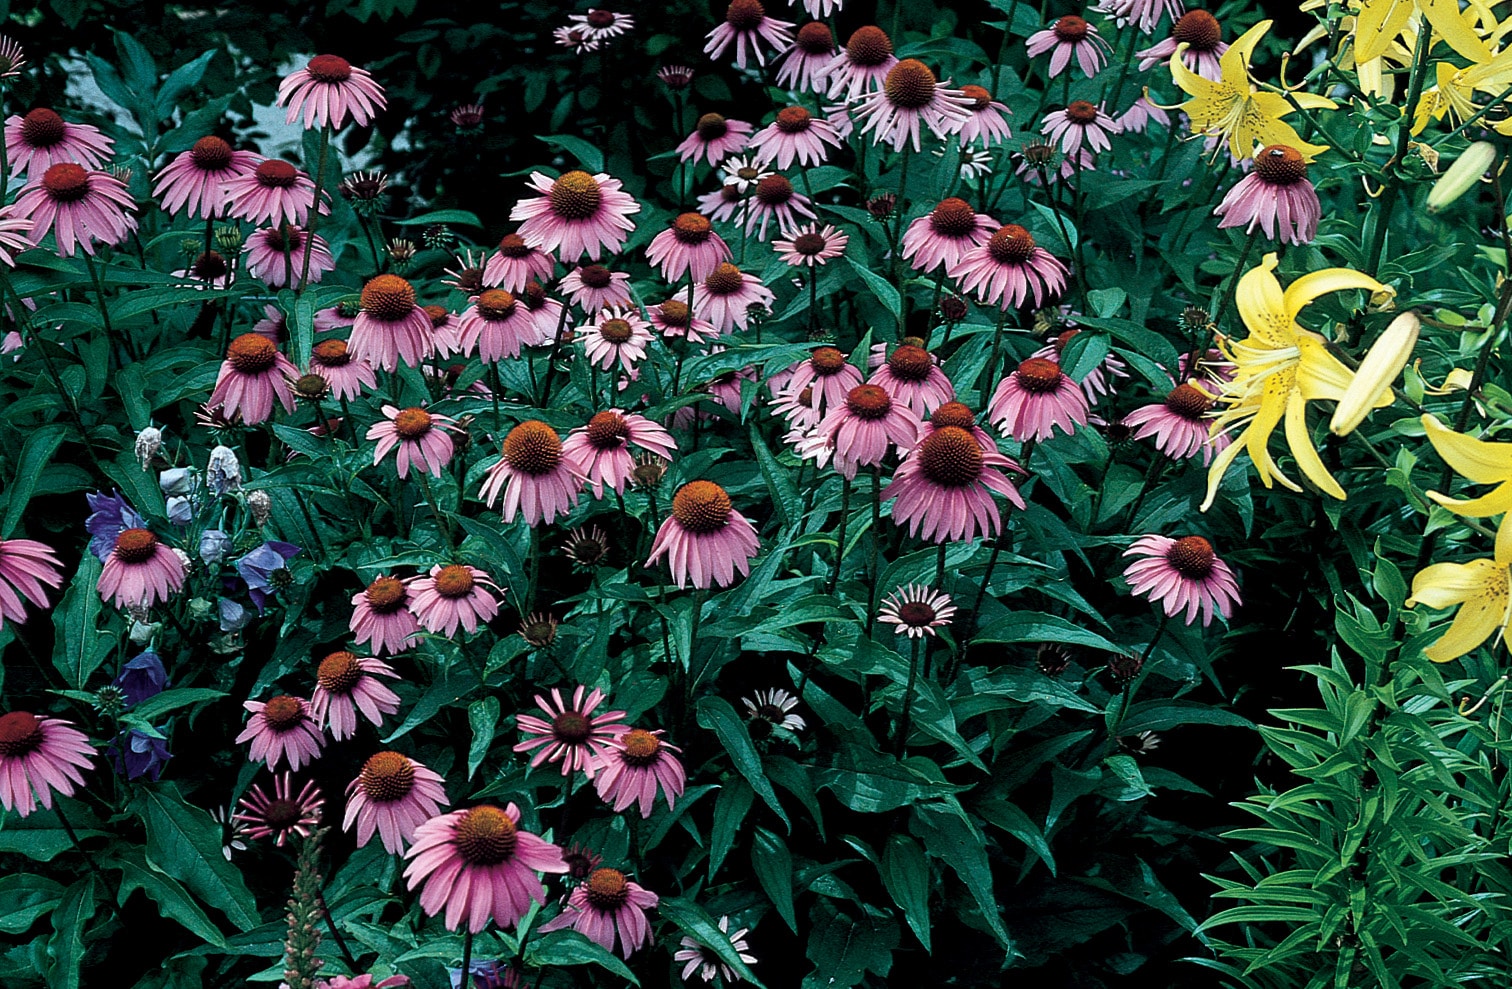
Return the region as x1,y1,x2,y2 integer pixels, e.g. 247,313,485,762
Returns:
1235,254,1290,344
1354,0,1415,64
1222,21,1273,82
1409,559,1496,609
1421,413,1512,483
1424,483,1512,519
1498,514,1512,569
1246,378,1299,491
1284,392,1346,499
1169,43,1220,100
1287,92,1339,111
1296,335,1358,402
1282,268,1385,321
1201,429,1249,511
1419,0,1494,63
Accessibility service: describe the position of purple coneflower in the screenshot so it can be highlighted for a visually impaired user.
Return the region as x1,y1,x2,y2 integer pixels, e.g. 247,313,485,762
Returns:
675,916,756,984
154,136,263,218
824,25,898,100
743,174,815,240
236,695,325,771
676,113,753,166
854,60,974,152
647,212,733,283
562,263,631,313
99,529,186,609
1025,16,1112,77
233,774,324,846
772,223,848,267
309,339,376,400
957,85,1013,146
0,205,32,266
594,729,687,817
902,197,998,275
513,686,630,778
878,584,958,638
987,357,1090,442
1213,144,1321,245
695,263,776,334
539,868,658,958
350,575,421,656
520,281,570,344
884,426,1026,543
13,163,137,257
1123,534,1241,626
407,565,502,638
209,334,298,426
1137,9,1227,81
555,25,601,52
869,344,955,418
226,159,323,228
350,274,434,372
481,421,586,526
242,225,334,289
458,289,538,362
0,711,93,817
564,410,677,497
696,183,745,225
1041,100,1119,155
403,804,568,932
1095,0,1184,34
647,481,761,589
484,233,554,292
310,651,401,740
704,0,795,69
344,750,449,854
1122,382,1228,463
775,22,835,93
171,250,235,290
276,54,387,130
814,383,922,479
648,299,716,343
750,106,842,169
784,347,863,412
511,170,640,262
950,224,1069,310
5,108,113,176
570,9,635,39
368,405,460,479
657,64,697,89
0,539,62,631
1031,329,1129,402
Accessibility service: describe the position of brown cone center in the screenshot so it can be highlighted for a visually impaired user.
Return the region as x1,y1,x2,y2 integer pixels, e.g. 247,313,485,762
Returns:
552,711,593,742
792,232,827,256
586,868,631,909
917,426,983,486
658,300,691,327
619,728,662,766
190,135,234,170
550,170,603,220
1066,100,1099,126
114,528,159,563
1053,15,1090,41
1165,383,1215,419
503,420,563,475
21,108,65,147
725,0,766,30
846,383,893,421
454,806,518,866
1016,357,1063,392
587,410,631,447
0,711,43,757
261,695,304,732
433,565,476,598
42,162,89,202
393,407,433,440
797,21,834,53
987,224,1038,264
888,344,934,382
811,347,847,375
897,601,937,627
1173,10,1222,50
846,25,894,66
227,333,278,374
884,59,937,110
672,481,732,534
307,54,353,83
579,264,613,289
312,339,351,368
1252,145,1308,186
256,159,299,189
696,113,729,141
477,289,518,321
673,212,713,245
705,262,745,295
361,274,418,321
930,197,980,237
360,751,416,802
317,652,364,694
365,575,408,614
754,174,794,206
961,84,992,111
775,106,813,133
497,233,531,258
930,401,976,430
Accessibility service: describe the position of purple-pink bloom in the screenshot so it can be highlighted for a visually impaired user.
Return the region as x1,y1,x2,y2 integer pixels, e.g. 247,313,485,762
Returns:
823,25,899,101
853,59,974,152
646,481,761,589
513,685,630,778
884,425,1026,543
647,212,733,283
243,225,335,288
154,136,264,219
0,711,94,817
1025,15,1112,77
1040,100,1119,155
481,421,586,526
510,170,640,262
236,695,325,771
1213,144,1321,246
987,357,1090,442
483,233,555,292
5,108,113,176
1123,534,1241,626
0,539,62,631
233,773,324,846
813,383,922,479
593,728,687,817
539,868,658,958
676,113,754,166
407,565,503,638
13,163,137,257
749,106,843,169
902,197,998,275
458,289,540,362
775,22,836,93
209,334,299,426
1122,382,1229,464
368,405,460,479
868,344,955,418
704,0,795,68
310,651,401,740
1137,10,1227,80
564,410,677,497
226,159,325,228
350,575,421,656
694,262,776,334
344,750,449,854
98,529,186,609
276,54,388,130
950,224,1069,311
350,274,434,372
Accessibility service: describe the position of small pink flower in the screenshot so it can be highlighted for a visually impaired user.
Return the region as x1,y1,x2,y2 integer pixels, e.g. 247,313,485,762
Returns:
243,225,335,289
13,163,137,257
1123,382,1229,464
694,263,776,334
350,274,434,372
868,344,955,418
560,263,632,313
154,136,264,218
704,0,795,69
877,584,958,638
0,711,94,817
511,170,640,262
226,159,325,228
676,113,754,166
1214,145,1321,246
775,22,836,93
309,338,377,400
950,224,1069,311
854,59,974,152
0,205,32,267
483,232,554,292
406,564,502,638
646,481,761,589
98,529,186,609
823,25,899,101
1040,101,1119,155
458,289,540,362
884,426,1026,543
0,539,63,631
1025,16,1112,78
234,774,324,846
171,250,236,290
987,357,1090,442
344,750,449,854
1123,534,1241,626
310,651,401,740
772,223,848,267
902,197,998,275
749,106,842,169
209,334,298,425
1096,0,1184,34
236,695,325,771
367,405,459,479
578,307,654,372
696,183,746,225
1137,10,1228,82
563,410,677,497
782,346,864,413
743,174,815,240
350,575,421,656
593,729,687,817
813,383,922,479
648,298,717,343
570,9,635,39
513,685,630,777
403,804,568,932
958,85,1013,146
647,212,733,283
5,108,113,177
276,54,387,130
539,868,658,958
481,421,587,526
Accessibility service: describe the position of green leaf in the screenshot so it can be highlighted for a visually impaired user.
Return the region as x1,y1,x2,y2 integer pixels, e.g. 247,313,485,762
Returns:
3,424,67,538
0,874,64,934
129,688,227,722
845,257,902,328
695,696,789,829
467,697,499,781
46,876,95,989
394,209,484,228
911,801,1011,949
129,783,260,931
51,554,113,690
977,800,1056,875
709,780,754,878
532,135,605,173
749,425,800,529
522,930,638,985
382,669,479,743
880,835,932,950
0,808,109,862
973,611,1121,653
108,849,227,948
751,828,797,932
660,896,765,987
802,900,898,989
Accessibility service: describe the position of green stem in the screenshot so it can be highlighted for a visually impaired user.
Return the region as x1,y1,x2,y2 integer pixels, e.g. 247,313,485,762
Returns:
297,124,332,295
826,477,852,595
894,635,922,756
1108,613,1167,738
414,469,457,557
460,929,474,989
1364,26,1432,278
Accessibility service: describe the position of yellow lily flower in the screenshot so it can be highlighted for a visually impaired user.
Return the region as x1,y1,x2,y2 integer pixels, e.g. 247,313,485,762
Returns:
1171,20,1335,162
1421,413,1512,562
1413,47,1512,134
1355,0,1493,65
1407,540,1512,663
1201,254,1387,510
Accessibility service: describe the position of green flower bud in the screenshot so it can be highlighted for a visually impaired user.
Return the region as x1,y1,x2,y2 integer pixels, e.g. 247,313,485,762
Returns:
1426,142,1497,213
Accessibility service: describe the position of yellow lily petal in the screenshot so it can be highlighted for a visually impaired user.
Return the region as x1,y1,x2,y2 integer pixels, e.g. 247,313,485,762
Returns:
1287,92,1339,111
1419,0,1494,63
1221,20,1273,84
1356,55,1386,98
1282,268,1385,321
1169,42,1220,100
1235,254,1291,345
1246,376,1300,491
1296,334,1359,402
1201,429,1248,511
1284,392,1346,499
1408,558,1495,609
1410,557,1509,662
1424,483,1512,518
1421,413,1512,483
1498,515,1512,569
1354,0,1415,64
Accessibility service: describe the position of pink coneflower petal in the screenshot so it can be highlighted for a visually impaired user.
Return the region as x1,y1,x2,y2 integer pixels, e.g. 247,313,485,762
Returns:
481,421,587,526
97,529,186,609
513,685,630,778
276,54,388,130
0,712,94,817
234,695,325,771
366,404,459,479
407,564,502,638
987,357,1090,443
539,868,658,958
209,334,299,426
646,481,761,589
1122,534,1241,626
0,539,63,630
593,729,686,817
345,750,449,853
350,574,421,656
309,651,401,740
510,170,640,262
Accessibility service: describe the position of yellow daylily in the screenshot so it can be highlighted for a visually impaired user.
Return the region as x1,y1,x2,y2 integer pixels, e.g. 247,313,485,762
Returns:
1407,541,1512,663
1355,0,1493,65
1413,47,1512,134
1421,413,1512,562
1201,254,1387,510
1172,20,1335,162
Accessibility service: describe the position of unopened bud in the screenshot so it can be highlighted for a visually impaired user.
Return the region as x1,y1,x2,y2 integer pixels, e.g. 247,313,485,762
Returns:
247,490,272,526
1330,311,1420,436
134,427,162,470
1427,141,1497,213
207,445,242,494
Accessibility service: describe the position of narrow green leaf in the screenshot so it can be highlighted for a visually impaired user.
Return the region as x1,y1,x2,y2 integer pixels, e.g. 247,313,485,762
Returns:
51,555,113,690
910,801,1011,949
109,850,227,948
0,874,64,934
695,697,789,829
845,257,902,328
523,930,638,985
467,696,499,781
751,828,796,932
709,780,754,878
532,135,604,173
659,896,765,987
880,835,931,950
46,875,95,989
3,424,67,538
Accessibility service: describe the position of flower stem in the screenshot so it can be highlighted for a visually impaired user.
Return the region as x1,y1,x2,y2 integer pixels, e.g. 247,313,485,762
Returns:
297,124,333,296
894,635,922,756
414,469,457,557
1107,612,1166,738
1364,26,1432,278
316,889,360,973
54,800,119,918
826,476,852,595
460,928,474,989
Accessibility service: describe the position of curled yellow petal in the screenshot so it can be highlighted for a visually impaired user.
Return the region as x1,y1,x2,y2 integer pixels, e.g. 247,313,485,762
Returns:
1284,392,1346,499
1282,268,1386,321
1235,254,1290,344
1419,0,1494,63
1421,413,1512,483
1407,558,1509,662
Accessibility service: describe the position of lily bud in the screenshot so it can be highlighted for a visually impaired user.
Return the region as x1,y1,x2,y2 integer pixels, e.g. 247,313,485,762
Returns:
1330,311,1421,436
1426,142,1497,213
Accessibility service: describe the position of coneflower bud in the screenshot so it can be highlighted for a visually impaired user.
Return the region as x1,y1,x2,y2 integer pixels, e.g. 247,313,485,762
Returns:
387,238,417,271
866,192,897,220
1426,141,1497,213
1329,311,1420,436
214,226,244,253
422,224,454,250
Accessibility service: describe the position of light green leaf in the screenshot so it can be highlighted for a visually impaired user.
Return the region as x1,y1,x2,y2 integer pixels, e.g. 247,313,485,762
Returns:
467,697,499,781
